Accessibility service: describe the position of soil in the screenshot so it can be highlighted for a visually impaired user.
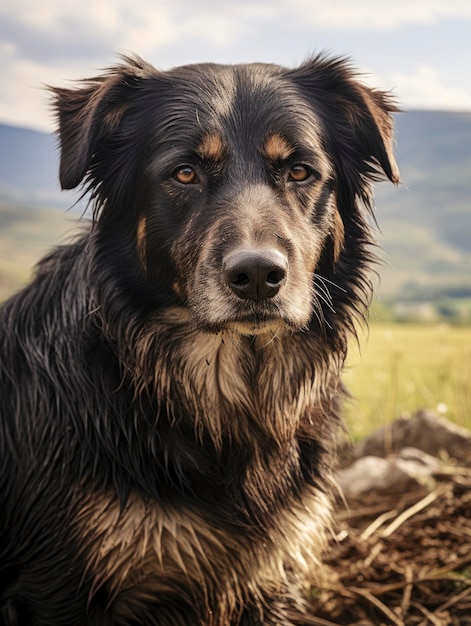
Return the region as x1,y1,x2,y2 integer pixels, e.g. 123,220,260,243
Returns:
309,416,471,626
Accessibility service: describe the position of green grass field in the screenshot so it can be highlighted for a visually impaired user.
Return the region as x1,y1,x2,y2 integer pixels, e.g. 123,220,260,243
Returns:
343,322,471,440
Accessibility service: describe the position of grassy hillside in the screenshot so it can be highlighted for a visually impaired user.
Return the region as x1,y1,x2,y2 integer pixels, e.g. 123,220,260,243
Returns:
0,203,81,302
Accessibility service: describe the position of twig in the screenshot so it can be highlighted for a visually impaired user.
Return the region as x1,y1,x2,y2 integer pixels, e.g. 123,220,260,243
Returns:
400,566,413,620
413,602,447,626
351,588,405,626
381,491,438,538
363,541,384,568
435,583,471,613
287,611,341,626
325,572,471,599
361,508,399,540
427,556,471,579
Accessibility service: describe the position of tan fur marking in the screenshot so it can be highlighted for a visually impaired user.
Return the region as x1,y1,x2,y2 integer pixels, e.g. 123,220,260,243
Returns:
262,134,294,161
136,216,147,270
332,207,345,263
196,134,226,161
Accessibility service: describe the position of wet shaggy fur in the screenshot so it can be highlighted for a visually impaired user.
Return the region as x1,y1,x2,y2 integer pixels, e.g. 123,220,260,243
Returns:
0,55,399,625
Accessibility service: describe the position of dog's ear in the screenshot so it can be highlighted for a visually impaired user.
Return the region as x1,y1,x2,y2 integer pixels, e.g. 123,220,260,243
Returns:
291,56,400,191
50,56,155,190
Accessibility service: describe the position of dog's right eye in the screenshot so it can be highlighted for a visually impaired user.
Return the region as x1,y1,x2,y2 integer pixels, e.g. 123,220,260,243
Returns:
174,166,199,185
288,164,312,183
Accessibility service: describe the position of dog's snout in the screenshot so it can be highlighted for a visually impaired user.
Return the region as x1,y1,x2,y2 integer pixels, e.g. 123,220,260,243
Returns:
223,249,288,300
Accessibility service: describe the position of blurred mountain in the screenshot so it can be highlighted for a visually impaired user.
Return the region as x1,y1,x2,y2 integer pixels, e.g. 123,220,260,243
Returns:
374,110,471,299
0,124,65,208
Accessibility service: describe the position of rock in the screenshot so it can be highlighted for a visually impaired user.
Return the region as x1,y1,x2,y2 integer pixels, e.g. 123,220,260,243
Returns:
335,454,432,497
393,447,441,488
351,410,471,465
395,446,442,473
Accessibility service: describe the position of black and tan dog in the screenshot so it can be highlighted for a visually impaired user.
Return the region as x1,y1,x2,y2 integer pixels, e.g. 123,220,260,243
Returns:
0,55,398,625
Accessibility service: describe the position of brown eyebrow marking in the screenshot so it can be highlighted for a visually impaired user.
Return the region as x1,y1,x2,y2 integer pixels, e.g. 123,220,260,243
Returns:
136,216,147,270
196,134,226,161
262,134,295,161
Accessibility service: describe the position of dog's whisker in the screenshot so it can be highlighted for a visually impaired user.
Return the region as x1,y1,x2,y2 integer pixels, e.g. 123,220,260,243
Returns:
314,274,347,293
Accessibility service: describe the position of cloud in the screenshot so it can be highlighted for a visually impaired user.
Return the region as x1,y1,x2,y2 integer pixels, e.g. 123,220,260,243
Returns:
4,0,471,59
0,52,83,132
0,0,255,131
1,0,471,130
0,1,245,62
388,65,471,111
286,0,471,30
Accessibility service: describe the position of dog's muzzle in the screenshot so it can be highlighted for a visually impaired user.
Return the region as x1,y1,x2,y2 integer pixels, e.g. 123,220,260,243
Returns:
223,248,287,300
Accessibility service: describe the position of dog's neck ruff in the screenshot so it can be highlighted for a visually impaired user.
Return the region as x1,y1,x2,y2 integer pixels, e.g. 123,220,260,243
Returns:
127,306,343,453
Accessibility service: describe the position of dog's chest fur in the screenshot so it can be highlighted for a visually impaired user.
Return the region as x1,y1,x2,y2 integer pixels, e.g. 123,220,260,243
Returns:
135,311,342,448
74,319,338,619
76,485,331,621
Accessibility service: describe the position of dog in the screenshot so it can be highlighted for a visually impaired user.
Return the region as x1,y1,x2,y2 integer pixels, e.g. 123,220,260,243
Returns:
0,54,398,625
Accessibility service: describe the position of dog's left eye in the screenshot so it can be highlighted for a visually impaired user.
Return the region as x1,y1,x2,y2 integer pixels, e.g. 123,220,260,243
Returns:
174,166,199,185
288,164,313,183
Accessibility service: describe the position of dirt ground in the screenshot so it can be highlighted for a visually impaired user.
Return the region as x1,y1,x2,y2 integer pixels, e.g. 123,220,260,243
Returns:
309,458,471,625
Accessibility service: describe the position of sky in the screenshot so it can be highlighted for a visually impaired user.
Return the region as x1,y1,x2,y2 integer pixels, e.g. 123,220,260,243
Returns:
1,0,471,133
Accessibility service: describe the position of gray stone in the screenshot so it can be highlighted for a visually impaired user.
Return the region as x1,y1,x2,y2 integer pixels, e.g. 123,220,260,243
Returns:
335,455,429,497
351,410,471,464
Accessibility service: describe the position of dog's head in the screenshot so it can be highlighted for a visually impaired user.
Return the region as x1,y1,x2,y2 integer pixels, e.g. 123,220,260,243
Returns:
52,55,398,336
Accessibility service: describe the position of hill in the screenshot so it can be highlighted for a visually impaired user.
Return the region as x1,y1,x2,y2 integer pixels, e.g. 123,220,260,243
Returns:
0,124,65,208
1,112,470,308
0,202,81,302
374,110,471,302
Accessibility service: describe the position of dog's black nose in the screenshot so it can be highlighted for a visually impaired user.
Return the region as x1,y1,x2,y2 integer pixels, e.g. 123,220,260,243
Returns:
223,249,288,300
